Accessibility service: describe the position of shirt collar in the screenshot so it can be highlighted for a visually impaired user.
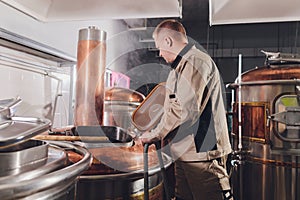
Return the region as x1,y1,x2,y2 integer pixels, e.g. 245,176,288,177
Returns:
170,43,194,69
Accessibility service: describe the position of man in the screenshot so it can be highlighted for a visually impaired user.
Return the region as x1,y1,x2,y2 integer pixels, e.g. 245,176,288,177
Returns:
140,19,233,200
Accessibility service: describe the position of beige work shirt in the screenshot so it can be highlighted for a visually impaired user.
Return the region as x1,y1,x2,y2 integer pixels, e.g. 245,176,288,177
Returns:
152,45,232,161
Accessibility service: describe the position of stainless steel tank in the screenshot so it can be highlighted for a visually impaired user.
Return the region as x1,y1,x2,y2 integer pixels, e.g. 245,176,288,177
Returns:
103,87,145,133
0,141,91,200
0,97,92,199
228,53,300,200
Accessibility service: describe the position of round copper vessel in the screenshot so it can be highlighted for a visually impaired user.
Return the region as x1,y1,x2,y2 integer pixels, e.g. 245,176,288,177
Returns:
69,143,172,200
105,87,145,103
74,87,169,199
241,65,300,81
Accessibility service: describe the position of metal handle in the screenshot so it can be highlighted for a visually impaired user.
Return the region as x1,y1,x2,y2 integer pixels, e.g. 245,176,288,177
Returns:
154,141,171,200
295,85,300,105
270,108,300,142
0,97,22,120
143,141,171,200
271,107,300,126
143,143,150,200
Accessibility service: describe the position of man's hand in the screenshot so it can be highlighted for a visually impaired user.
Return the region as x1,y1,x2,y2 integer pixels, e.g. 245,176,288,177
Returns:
139,131,161,145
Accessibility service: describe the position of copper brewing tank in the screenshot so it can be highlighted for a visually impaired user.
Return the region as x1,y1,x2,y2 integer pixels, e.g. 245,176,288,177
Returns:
73,86,172,199
232,65,300,140
74,26,107,126
229,63,300,200
70,142,172,200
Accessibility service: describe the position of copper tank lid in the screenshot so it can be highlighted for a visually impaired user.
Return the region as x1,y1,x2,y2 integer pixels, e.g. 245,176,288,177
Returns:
241,65,300,82
239,50,300,82
105,87,145,103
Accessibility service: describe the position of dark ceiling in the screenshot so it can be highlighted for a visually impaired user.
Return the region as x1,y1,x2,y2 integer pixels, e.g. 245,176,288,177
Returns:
144,0,210,44
146,0,209,26
181,0,209,23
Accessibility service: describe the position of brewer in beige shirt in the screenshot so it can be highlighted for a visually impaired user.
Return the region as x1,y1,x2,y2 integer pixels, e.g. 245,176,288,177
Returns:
140,19,233,200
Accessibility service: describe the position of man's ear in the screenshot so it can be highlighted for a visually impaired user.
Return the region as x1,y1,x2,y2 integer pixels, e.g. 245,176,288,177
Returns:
165,36,173,47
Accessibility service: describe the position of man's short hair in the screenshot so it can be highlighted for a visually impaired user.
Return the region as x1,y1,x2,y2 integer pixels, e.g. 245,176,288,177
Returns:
153,19,187,41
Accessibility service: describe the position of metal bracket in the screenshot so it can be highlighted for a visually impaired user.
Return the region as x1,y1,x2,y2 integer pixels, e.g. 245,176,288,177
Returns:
270,107,300,126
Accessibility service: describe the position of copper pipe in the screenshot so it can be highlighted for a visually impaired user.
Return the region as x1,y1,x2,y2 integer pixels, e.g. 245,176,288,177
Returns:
34,135,110,142
74,26,106,126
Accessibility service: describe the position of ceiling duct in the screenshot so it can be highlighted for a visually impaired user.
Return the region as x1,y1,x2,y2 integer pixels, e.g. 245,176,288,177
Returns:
124,19,147,31
210,0,300,25
0,0,182,22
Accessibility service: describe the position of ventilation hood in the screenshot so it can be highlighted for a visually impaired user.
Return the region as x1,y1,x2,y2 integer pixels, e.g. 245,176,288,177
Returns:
0,0,182,22
210,0,300,25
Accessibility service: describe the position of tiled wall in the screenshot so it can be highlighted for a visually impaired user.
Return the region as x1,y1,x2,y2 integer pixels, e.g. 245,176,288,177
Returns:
0,47,73,128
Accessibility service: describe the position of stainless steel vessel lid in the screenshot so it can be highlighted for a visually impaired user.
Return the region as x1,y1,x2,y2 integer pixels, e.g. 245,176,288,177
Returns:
78,26,107,41
0,98,51,149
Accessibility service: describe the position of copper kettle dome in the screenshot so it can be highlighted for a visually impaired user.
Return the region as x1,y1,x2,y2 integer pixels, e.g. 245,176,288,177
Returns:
105,87,145,103
241,65,300,82
241,51,300,82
